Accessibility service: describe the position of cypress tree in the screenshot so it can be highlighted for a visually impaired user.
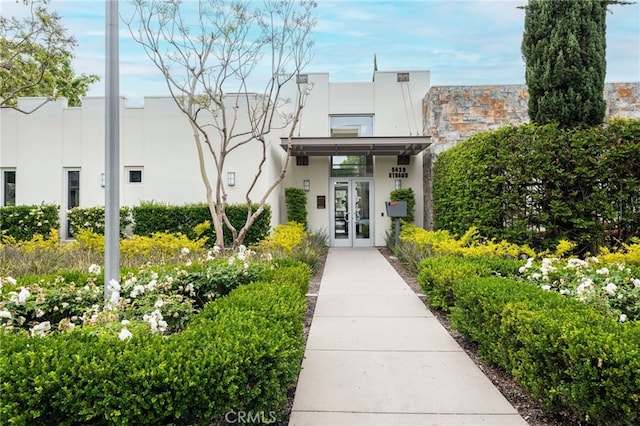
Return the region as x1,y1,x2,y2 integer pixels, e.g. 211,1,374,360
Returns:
522,0,608,128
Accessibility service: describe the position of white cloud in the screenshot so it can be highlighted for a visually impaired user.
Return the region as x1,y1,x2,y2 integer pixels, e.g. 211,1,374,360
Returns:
4,0,634,97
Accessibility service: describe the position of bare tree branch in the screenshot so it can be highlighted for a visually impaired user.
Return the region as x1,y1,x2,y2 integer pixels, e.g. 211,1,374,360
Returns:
125,0,316,249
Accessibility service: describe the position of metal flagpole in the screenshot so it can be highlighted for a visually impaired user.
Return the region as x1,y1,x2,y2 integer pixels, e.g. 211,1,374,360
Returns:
104,0,120,300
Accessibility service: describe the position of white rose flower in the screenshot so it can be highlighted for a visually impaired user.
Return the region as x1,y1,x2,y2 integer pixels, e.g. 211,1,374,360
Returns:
30,321,51,337
604,283,617,295
17,287,30,304
119,328,133,341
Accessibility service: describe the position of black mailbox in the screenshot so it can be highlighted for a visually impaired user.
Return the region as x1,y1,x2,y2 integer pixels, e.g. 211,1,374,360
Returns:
385,201,407,218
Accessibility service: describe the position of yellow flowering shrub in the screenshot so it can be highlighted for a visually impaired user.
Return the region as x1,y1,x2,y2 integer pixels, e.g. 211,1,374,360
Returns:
400,224,535,259
193,220,211,238
252,222,305,256
72,229,105,253
1,229,61,253
599,240,640,266
120,232,207,258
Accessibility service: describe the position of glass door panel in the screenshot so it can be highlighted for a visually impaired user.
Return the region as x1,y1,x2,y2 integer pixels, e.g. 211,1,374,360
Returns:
353,180,370,243
332,181,350,246
330,178,373,247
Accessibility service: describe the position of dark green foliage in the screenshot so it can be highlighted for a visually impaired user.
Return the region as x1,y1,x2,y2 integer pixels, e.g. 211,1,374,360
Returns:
67,206,132,236
450,276,640,425
263,258,312,294
284,187,308,228
522,0,607,128
417,256,525,311
1,1,100,109
0,280,307,425
390,188,416,223
132,202,271,246
433,120,640,254
0,203,59,241
175,258,272,306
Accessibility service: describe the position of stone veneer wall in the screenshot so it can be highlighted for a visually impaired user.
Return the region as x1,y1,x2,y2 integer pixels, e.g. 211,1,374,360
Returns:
422,82,640,229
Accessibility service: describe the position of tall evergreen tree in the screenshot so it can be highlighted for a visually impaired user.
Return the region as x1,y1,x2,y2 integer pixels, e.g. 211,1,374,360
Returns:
522,0,608,128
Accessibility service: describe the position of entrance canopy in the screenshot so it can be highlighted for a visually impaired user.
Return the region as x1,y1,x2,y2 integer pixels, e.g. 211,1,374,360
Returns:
280,136,430,156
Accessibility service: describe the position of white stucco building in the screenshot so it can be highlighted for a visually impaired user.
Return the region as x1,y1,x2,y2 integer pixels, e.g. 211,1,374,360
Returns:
0,70,430,247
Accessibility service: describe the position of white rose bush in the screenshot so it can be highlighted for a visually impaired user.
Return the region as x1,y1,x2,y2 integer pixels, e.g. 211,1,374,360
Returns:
409,230,640,425
0,247,270,337
519,255,640,322
0,221,323,424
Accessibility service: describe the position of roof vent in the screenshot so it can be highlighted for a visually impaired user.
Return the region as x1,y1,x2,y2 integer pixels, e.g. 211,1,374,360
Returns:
397,72,410,82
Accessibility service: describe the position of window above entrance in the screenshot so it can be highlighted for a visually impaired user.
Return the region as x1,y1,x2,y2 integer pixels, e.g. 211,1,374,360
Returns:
331,156,373,177
330,115,373,137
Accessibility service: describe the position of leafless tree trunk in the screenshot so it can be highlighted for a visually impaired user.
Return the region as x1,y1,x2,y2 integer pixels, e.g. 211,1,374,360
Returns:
125,0,316,249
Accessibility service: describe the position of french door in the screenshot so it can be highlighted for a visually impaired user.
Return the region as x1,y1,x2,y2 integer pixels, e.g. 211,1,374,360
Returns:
330,178,373,247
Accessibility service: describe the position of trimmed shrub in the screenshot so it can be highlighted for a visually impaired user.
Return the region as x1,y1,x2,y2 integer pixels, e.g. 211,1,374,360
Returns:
433,119,640,254
263,258,312,295
0,280,307,425
285,187,308,228
450,276,640,425
416,256,522,311
390,188,416,223
67,206,132,236
132,202,271,246
0,203,59,241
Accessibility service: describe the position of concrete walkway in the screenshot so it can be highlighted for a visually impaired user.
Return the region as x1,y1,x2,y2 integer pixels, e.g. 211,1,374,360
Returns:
288,248,527,426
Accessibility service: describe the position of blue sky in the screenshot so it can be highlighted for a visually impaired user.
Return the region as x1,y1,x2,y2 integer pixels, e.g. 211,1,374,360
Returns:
3,0,639,102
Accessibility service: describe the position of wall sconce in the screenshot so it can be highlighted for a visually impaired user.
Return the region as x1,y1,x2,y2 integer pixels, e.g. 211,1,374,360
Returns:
395,179,402,190
227,171,236,186
303,179,310,192
101,173,106,188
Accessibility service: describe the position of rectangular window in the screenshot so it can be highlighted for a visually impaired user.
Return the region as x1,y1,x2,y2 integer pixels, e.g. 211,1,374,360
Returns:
330,115,373,137
331,156,373,177
128,169,143,184
67,170,80,210
2,170,16,206
66,170,80,238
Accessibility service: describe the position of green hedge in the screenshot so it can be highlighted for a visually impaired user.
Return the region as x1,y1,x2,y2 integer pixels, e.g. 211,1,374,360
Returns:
131,202,271,246
390,188,416,223
0,204,59,241
449,276,640,425
284,187,308,229
417,256,524,311
0,279,307,424
67,206,132,237
433,119,640,254
264,258,312,295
